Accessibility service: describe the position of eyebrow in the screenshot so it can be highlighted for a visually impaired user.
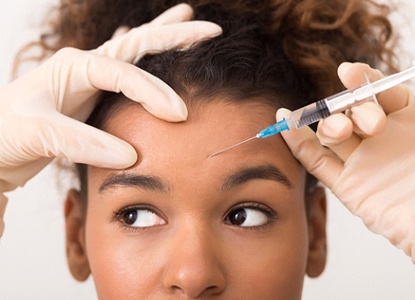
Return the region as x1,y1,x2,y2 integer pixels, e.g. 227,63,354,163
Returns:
99,165,291,193
220,165,292,191
99,173,170,193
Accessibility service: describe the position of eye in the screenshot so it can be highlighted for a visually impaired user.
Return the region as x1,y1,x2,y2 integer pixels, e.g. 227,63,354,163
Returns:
226,204,276,228
115,206,166,228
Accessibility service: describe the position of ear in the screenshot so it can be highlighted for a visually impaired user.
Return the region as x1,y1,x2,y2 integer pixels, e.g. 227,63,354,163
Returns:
305,186,327,278
64,189,90,281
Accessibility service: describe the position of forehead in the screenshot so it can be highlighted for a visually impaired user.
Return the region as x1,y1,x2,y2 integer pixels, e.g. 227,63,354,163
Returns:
91,99,305,190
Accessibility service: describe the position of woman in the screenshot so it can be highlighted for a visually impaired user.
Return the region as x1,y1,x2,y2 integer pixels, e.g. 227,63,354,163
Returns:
0,0,414,298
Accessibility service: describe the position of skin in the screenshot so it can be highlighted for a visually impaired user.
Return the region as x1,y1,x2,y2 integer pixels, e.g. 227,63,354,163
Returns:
65,99,327,299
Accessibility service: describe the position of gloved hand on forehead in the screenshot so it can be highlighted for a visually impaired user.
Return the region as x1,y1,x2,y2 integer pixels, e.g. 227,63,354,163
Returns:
278,62,415,263
0,3,222,238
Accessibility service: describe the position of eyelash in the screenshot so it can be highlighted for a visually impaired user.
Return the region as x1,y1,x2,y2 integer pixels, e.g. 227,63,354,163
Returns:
112,204,163,232
113,202,278,232
224,202,278,231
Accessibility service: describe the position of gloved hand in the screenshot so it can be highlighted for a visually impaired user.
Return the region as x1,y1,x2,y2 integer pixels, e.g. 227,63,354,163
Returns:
0,3,222,238
278,62,415,263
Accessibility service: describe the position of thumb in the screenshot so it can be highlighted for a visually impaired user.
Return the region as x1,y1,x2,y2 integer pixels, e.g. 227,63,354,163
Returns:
276,108,344,189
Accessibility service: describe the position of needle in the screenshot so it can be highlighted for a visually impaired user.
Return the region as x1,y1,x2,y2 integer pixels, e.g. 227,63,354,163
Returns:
208,136,257,158
208,63,415,159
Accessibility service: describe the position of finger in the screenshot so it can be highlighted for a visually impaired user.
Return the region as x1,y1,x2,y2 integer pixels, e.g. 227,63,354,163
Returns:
39,113,137,169
338,62,413,114
348,101,387,138
316,113,362,161
150,3,194,25
0,113,137,187
111,26,130,39
95,21,222,63
131,21,223,63
277,108,344,189
86,54,188,121
48,48,188,122
337,62,383,87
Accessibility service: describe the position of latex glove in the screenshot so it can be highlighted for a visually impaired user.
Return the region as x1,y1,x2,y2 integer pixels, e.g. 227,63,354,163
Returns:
0,3,222,237
278,62,415,263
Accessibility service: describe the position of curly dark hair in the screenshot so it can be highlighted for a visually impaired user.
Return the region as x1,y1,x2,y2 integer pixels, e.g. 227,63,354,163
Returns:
23,0,398,97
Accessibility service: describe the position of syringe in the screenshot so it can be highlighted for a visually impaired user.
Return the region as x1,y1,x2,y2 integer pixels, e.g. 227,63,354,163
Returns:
209,63,415,158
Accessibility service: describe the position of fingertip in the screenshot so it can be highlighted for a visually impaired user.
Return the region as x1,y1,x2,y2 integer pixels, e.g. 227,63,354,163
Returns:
111,26,130,39
317,114,353,143
337,62,371,86
60,118,138,169
140,77,188,122
338,62,384,89
276,107,292,120
150,3,194,25
171,3,194,20
337,62,353,80
277,108,315,148
84,137,138,169
113,65,188,122
175,3,193,12
191,21,223,38
208,23,223,37
141,97,188,122
276,108,296,138
350,102,387,136
113,143,138,169
172,98,188,121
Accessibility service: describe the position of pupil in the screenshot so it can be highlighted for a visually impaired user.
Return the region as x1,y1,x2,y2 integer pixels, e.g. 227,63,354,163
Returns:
230,208,247,225
123,210,137,225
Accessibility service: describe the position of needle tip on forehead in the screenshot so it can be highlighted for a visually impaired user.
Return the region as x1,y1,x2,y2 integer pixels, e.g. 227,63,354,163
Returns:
208,152,220,159
208,136,257,158
208,148,229,158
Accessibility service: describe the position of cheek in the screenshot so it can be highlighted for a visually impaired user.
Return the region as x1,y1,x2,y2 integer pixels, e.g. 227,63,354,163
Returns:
267,218,309,297
84,203,161,298
226,212,309,298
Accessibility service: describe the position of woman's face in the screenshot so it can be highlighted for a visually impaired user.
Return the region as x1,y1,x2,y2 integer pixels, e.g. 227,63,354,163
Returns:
65,99,326,299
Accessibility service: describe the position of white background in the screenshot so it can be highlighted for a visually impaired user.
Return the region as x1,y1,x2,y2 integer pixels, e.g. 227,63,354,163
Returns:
0,1,414,299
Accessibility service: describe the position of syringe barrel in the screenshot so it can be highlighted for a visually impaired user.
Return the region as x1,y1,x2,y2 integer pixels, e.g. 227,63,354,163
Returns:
292,88,370,128
291,99,330,128
289,64,415,129
325,87,373,114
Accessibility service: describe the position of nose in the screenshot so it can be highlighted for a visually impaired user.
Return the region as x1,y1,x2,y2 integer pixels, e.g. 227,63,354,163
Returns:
162,222,226,298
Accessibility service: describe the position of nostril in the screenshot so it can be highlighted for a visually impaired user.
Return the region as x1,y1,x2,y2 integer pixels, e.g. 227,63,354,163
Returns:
168,284,224,297
170,285,183,293
205,285,223,295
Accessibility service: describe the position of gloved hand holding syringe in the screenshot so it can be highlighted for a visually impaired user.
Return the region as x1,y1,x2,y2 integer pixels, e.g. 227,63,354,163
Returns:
210,63,415,157
213,61,415,263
